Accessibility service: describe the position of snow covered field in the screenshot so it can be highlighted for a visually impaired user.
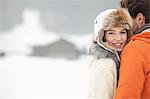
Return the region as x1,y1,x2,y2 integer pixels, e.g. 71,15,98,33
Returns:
0,55,90,99
0,9,91,99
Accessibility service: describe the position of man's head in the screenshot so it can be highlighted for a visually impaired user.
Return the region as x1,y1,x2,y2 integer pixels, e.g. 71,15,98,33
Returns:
120,0,150,33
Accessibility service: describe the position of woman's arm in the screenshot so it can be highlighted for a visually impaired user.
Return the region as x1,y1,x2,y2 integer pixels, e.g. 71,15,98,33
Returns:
88,58,117,99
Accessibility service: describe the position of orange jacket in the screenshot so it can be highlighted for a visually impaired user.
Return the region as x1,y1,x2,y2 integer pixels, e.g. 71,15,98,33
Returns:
115,32,150,99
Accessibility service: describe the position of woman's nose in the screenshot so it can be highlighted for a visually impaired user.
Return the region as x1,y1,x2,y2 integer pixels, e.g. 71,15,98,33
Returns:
115,35,121,41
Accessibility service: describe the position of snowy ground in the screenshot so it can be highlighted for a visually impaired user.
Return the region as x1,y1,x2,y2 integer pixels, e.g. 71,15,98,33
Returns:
0,55,90,99
0,9,91,99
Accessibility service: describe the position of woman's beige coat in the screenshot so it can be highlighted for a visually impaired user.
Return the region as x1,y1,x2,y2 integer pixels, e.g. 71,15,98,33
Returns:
88,44,117,99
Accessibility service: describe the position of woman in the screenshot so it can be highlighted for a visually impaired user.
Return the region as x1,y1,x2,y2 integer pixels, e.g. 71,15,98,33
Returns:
88,8,132,99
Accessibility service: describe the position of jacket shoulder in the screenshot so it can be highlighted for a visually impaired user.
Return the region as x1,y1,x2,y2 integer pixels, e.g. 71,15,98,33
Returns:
88,56,116,71
89,43,113,59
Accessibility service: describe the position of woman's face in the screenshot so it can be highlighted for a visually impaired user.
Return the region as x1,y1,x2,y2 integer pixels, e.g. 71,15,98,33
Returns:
104,27,127,52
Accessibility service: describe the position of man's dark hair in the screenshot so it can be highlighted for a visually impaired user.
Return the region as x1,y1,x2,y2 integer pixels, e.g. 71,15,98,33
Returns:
120,0,150,23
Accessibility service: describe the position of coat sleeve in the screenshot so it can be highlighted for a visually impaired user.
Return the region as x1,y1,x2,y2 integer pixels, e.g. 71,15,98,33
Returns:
115,44,145,99
88,58,117,99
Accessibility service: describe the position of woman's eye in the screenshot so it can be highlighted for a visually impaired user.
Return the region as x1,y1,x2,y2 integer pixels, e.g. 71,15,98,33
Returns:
120,31,127,34
108,32,114,35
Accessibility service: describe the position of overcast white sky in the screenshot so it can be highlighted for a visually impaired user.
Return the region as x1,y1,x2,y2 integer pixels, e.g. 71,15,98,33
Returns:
0,0,119,34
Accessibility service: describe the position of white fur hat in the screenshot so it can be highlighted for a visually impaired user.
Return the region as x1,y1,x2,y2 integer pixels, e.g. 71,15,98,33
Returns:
93,8,133,42
94,9,116,35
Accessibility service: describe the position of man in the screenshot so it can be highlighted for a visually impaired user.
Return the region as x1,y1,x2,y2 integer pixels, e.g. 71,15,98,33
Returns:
115,0,150,99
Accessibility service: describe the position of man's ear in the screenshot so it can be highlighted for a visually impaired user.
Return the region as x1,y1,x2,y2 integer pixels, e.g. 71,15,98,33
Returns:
135,13,145,28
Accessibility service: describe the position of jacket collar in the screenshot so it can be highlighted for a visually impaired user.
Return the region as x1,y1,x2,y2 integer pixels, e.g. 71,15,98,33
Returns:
143,28,150,33
135,23,150,34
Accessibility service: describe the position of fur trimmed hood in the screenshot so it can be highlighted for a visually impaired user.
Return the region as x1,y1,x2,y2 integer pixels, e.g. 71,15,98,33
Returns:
94,8,133,53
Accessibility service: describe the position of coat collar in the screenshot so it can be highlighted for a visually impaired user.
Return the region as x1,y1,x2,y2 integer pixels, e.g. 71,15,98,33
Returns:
135,23,150,34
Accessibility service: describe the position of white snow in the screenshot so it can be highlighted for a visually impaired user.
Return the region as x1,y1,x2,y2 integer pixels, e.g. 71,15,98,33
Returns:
0,56,90,99
61,34,91,53
0,8,91,56
0,9,91,99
